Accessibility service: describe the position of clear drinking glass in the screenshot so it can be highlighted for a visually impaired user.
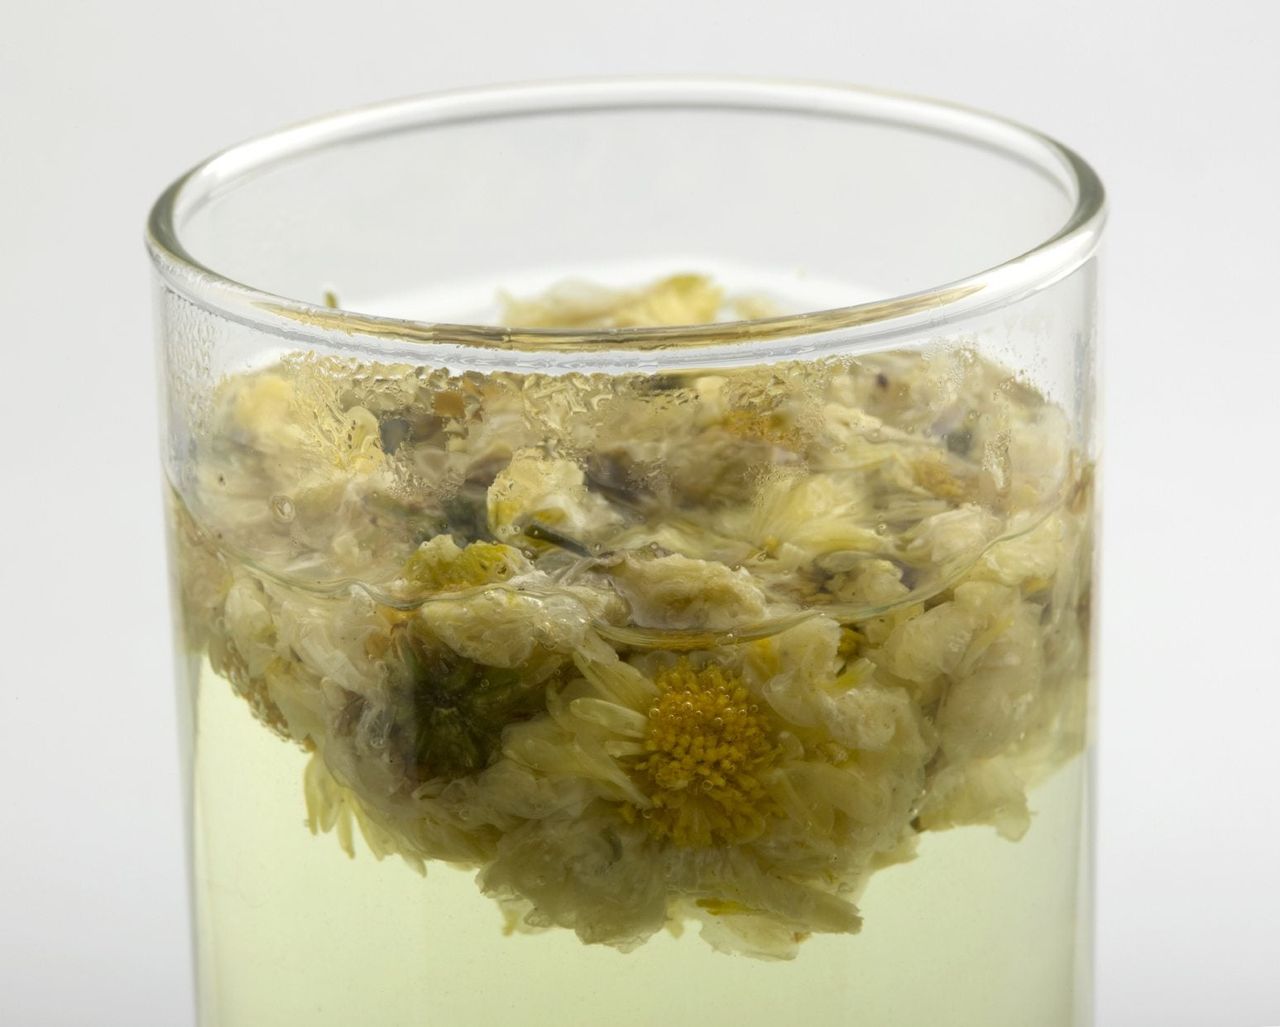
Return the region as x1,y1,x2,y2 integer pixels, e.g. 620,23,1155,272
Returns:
148,79,1104,1027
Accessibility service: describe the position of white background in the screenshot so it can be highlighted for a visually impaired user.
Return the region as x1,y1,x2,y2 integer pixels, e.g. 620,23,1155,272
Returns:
2,3,1277,1025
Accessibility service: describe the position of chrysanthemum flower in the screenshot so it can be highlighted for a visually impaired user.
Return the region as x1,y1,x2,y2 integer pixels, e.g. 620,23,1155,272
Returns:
469,617,929,957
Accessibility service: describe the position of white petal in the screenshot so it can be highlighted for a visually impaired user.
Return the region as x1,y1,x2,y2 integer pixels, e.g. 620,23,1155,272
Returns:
569,697,650,738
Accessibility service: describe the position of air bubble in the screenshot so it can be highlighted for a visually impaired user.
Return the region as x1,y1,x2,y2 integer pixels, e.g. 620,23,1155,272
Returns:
269,494,296,523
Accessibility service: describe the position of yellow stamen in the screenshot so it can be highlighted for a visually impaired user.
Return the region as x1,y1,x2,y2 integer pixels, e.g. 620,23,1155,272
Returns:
719,408,801,447
401,540,522,593
630,660,779,848
911,454,971,502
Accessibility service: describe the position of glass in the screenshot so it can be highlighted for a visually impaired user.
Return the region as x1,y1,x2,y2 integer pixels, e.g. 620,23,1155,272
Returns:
148,79,1104,1027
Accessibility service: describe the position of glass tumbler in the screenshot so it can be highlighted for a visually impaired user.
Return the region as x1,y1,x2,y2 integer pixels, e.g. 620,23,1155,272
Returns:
148,79,1104,1027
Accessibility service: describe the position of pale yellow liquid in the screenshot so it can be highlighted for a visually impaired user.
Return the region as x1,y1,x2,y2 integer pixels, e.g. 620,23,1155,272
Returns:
190,659,1091,1027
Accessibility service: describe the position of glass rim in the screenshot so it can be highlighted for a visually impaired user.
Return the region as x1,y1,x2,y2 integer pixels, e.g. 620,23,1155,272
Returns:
145,77,1106,365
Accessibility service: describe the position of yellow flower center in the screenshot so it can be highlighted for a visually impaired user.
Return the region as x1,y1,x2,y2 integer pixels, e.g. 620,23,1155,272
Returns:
401,541,522,593
911,453,971,502
719,408,802,447
631,661,779,848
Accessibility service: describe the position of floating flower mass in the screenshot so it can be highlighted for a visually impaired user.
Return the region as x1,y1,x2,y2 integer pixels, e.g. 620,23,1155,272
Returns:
172,275,1091,960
